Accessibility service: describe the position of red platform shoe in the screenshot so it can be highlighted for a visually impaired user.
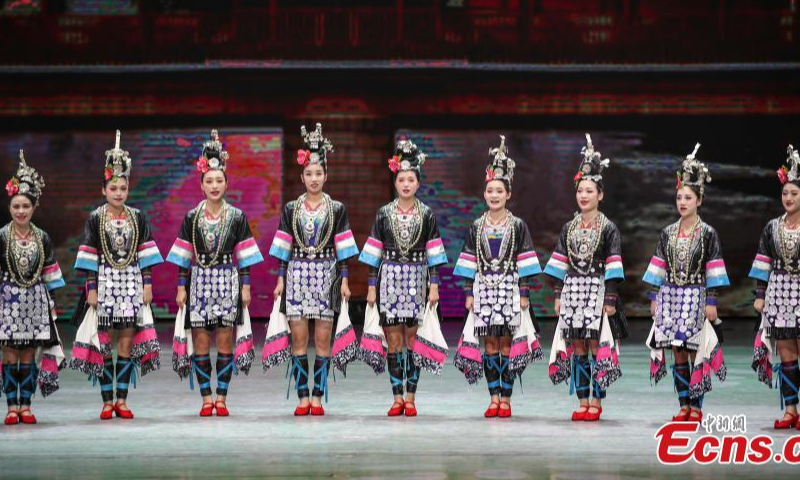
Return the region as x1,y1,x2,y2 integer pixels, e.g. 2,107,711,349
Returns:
199,403,214,417
484,401,500,418
584,405,603,422
404,401,417,417
114,404,134,419
100,405,114,420
215,401,229,417
672,407,691,422
687,409,703,423
310,405,325,416
4,411,19,425
294,404,311,416
387,400,405,417
774,412,799,429
18,408,37,424
498,401,512,418
571,405,589,421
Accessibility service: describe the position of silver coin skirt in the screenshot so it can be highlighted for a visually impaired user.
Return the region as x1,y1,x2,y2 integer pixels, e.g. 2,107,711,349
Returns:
761,271,800,340
189,264,239,328
653,283,706,350
0,281,52,346
97,262,144,329
286,258,336,321
559,273,605,340
473,271,521,337
379,260,426,326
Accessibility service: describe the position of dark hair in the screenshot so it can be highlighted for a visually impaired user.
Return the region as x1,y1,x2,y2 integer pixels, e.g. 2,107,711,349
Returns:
201,170,228,182
102,176,129,189
576,178,604,192
784,180,800,191
303,162,327,174
486,178,511,193
394,169,420,183
10,193,38,206
679,184,703,200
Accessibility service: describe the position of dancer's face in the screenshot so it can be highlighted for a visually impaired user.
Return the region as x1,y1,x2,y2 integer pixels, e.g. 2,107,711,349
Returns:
301,164,326,195
782,182,800,215
575,180,603,213
9,195,35,227
202,170,227,202
394,171,419,201
676,186,702,218
484,180,511,212
102,177,129,209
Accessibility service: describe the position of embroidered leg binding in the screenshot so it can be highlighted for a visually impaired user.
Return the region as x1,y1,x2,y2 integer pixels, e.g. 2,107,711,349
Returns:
312,356,330,401
483,353,502,396
287,355,310,399
388,352,405,396
115,356,136,400
591,357,607,400
216,354,234,397
99,358,114,403
17,362,36,407
672,363,691,408
16,362,38,423
192,354,213,397
3,363,19,407
778,361,800,409
405,350,420,395
570,355,591,400
500,354,514,398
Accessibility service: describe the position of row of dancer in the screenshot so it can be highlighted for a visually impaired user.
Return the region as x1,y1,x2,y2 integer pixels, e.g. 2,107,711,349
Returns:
0,126,796,432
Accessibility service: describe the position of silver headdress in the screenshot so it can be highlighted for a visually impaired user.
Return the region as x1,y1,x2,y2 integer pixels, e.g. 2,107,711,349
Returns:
297,123,333,168
388,139,426,174
7,149,45,202
575,133,610,186
485,135,515,184
197,129,228,173
677,143,711,196
778,144,800,184
104,130,132,181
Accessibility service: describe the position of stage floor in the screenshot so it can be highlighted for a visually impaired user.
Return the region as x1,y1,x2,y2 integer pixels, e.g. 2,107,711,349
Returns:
0,319,796,479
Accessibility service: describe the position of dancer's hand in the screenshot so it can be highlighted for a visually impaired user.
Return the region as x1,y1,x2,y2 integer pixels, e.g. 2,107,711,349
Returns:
428,284,439,306
87,289,98,308
241,285,251,308
366,286,376,306
705,305,718,322
520,297,529,310
554,298,561,316
176,287,187,308
465,296,474,312
754,298,764,313
650,300,657,317
143,285,153,306
273,277,284,298
341,278,351,301
604,304,616,317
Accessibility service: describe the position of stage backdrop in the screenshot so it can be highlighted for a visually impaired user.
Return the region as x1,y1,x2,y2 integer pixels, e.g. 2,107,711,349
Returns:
400,129,782,318
0,128,283,318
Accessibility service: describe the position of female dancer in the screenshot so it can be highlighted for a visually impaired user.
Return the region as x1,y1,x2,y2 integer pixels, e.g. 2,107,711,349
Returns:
269,123,358,416
2,150,65,425
750,144,800,429
167,130,264,416
642,143,729,423
359,139,448,417
454,136,541,418
544,134,624,422
73,131,163,420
